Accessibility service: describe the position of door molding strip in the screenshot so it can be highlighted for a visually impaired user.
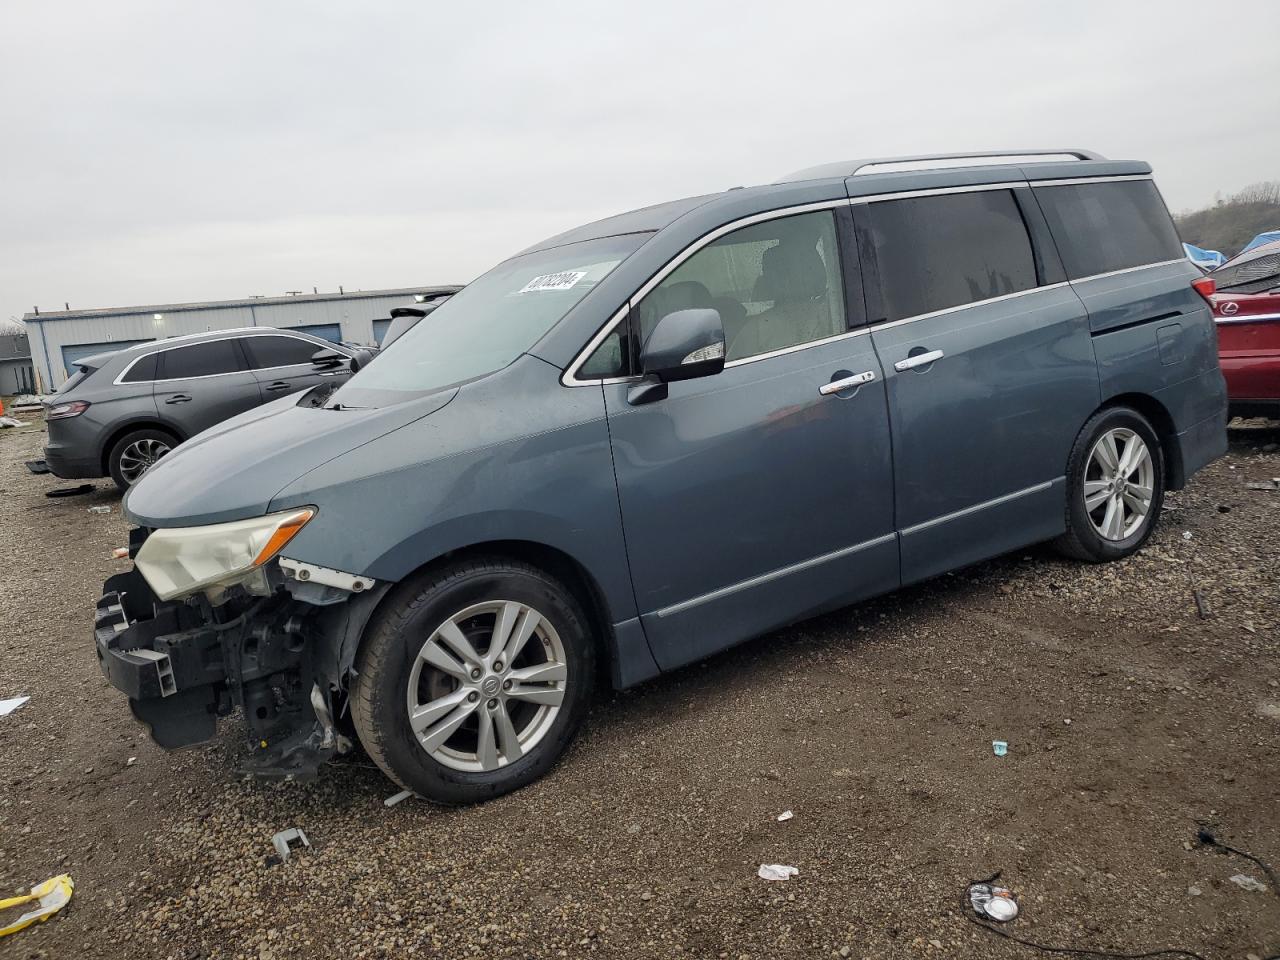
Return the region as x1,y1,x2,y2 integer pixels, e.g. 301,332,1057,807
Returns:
653,532,897,619
900,479,1059,538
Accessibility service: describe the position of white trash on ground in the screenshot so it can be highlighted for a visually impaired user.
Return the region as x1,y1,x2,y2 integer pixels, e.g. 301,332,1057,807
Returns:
757,864,799,881
271,828,311,863
384,789,415,808
1229,873,1268,893
776,810,793,822
0,697,30,717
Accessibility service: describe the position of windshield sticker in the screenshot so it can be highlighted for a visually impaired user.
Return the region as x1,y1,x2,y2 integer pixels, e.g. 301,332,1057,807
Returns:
519,270,588,293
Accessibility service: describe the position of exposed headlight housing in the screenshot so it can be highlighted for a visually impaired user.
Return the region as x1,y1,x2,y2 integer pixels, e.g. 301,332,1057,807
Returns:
135,508,316,601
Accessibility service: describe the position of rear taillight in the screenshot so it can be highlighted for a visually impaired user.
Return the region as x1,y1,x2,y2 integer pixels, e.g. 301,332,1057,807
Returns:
1192,276,1216,304
45,400,90,420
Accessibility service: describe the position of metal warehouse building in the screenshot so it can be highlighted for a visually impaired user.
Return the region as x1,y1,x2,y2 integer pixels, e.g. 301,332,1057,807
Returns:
22,285,461,391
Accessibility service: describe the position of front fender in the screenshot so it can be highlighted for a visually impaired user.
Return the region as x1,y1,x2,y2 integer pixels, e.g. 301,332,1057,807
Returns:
269,356,637,623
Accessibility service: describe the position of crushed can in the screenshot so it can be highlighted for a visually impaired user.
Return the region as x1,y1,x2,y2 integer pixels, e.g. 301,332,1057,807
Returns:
968,882,1019,922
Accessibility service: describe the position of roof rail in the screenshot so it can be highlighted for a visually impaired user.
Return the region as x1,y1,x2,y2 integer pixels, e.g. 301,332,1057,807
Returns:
779,149,1106,183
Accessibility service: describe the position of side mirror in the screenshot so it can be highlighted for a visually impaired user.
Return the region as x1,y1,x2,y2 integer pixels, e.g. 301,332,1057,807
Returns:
629,309,725,405
347,347,374,373
311,348,347,369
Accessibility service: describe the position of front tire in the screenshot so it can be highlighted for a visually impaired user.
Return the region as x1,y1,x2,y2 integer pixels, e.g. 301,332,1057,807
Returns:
1055,406,1165,562
350,558,595,805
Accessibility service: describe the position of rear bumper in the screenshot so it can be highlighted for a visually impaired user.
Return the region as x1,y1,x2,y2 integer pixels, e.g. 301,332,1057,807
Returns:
1173,409,1228,488
1221,354,1280,406
43,444,102,479
94,567,346,778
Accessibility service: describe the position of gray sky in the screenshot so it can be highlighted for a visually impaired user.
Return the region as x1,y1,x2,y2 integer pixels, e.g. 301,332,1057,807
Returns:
2,0,1277,320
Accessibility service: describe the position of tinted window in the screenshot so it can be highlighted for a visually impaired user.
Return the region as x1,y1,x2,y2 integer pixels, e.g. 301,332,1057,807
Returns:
1034,180,1183,280
160,340,244,379
244,335,323,369
864,190,1038,323
120,353,159,383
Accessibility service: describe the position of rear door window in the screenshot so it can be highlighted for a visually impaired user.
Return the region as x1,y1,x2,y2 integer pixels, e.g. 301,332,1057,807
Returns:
862,189,1038,323
159,340,245,380
120,353,159,383
242,335,323,369
1033,179,1183,280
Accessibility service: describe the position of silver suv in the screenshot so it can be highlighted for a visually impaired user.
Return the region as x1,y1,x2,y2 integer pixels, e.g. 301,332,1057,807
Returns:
43,327,360,489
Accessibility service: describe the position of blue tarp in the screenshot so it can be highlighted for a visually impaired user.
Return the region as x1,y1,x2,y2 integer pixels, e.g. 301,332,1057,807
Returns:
1241,230,1280,255
1183,242,1226,269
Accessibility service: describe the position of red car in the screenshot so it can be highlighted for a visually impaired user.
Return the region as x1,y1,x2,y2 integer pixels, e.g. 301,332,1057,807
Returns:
1207,239,1280,418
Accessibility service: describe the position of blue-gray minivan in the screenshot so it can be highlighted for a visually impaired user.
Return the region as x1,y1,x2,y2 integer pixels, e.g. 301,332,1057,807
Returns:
95,150,1227,803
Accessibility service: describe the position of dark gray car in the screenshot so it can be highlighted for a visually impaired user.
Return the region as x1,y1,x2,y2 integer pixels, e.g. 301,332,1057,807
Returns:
43,328,358,489
94,150,1227,804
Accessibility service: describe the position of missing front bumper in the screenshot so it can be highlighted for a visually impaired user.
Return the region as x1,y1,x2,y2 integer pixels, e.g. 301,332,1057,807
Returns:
93,569,347,778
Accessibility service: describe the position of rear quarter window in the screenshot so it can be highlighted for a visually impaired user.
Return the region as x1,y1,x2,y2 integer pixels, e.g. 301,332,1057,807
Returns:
120,353,159,383
1033,180,1183,280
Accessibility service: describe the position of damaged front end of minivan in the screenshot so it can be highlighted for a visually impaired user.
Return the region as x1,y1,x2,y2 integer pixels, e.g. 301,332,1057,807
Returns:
93,513,390,778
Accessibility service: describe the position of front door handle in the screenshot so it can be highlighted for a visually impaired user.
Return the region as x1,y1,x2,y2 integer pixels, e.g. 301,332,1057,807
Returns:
894,349,944,372
163,394,192,404
264,381,292,392
819,371,877,396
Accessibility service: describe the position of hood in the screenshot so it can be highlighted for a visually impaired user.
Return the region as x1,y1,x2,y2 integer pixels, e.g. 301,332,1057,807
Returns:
124,387,457,527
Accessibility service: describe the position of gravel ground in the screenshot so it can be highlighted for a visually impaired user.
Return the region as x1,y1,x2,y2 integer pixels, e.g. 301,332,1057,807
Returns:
1,410,1278,960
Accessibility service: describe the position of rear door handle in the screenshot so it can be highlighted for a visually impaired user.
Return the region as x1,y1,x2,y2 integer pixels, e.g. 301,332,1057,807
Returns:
819,371,877,396
163,394,192,404
265,381,292,392
894,349,944,372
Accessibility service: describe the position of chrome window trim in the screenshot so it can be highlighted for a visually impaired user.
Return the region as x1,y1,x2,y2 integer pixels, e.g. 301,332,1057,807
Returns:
1029,174,1153,188
113,332,350,386
899,479,1058,538
723,327,873,368
654,532,897,619
868,282,1072,335
846,181,1019,206
561,175,1171,386
1067,258,1188,285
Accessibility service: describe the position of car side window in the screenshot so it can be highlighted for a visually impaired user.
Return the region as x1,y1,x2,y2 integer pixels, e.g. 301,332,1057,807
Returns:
1033,180,1184,280
634,210,847,365
863,189,1038,323
120,353,159,383
159,340,244,380
242,335,323,369
578,330,626,378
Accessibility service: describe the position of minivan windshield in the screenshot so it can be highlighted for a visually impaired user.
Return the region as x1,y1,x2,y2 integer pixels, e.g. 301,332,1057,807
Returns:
331,232,649,406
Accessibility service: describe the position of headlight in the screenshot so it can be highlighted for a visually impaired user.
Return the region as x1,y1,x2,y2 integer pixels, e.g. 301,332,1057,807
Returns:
135,508,316,601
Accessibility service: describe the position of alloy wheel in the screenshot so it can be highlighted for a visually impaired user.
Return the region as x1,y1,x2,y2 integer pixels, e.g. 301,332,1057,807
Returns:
118,438,172,484
406,600,566,772
1083,427,1154,541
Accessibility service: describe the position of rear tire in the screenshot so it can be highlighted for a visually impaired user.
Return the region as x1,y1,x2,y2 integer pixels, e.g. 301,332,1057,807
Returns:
108,427,178,491
350,558,595,805
1054,406,1164,562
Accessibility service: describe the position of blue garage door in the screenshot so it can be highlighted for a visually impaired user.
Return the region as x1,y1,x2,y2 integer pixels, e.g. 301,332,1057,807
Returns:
372,319,392,344
62,339,154,373
284,324,343,343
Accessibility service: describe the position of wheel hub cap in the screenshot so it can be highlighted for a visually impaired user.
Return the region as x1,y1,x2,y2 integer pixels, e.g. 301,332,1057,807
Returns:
406,600,567,773
1083,427,1154,542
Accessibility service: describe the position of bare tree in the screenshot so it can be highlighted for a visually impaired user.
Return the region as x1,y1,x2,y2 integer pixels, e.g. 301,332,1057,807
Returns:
1232,181,1280,205
0,316,26,336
